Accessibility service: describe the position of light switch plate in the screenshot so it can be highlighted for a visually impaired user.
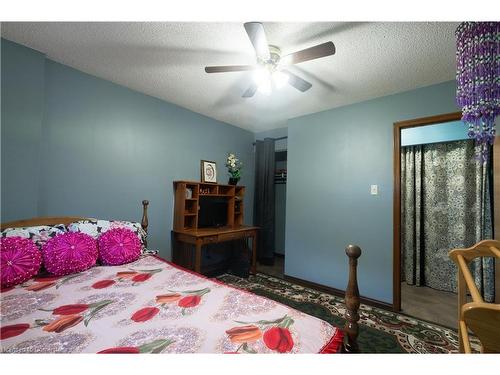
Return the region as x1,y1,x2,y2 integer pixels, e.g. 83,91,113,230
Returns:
370,185,378,195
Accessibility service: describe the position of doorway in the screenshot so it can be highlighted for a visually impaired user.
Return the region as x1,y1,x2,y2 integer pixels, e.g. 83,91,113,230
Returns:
258,150,287,277
393,112,496,327
256,144,287,278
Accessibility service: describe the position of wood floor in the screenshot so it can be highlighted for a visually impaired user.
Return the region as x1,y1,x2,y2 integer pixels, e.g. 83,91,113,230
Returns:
257,258,458,329
401,282,457,329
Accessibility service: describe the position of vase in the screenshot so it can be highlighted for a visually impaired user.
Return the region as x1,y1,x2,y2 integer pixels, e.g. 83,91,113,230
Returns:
228,177,240,185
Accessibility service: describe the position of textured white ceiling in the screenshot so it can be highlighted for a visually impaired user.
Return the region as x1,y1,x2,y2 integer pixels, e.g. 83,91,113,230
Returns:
1,22,459,132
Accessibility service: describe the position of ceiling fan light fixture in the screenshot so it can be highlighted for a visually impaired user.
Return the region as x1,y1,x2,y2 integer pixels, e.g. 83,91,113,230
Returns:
252,67,270,85
273,70,289,89
253,68,272,95
205,22,336,98
257,79,272,96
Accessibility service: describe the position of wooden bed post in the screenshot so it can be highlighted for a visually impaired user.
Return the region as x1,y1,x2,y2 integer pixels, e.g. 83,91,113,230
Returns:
343,244,361,353
141,200,149,248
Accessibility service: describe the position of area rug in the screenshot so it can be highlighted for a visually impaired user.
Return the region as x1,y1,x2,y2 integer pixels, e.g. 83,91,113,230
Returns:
216,273,480,353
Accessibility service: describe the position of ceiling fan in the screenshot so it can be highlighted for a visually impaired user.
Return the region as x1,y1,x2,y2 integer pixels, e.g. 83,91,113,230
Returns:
204,22,336,98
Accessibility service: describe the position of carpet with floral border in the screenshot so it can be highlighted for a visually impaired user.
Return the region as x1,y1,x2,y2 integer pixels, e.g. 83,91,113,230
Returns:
215,273,480,353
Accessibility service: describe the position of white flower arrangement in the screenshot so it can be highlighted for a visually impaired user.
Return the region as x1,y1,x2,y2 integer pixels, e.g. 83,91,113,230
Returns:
225,153,243,179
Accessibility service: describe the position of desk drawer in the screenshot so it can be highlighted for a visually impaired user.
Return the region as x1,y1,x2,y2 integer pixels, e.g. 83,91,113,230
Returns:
202,235,218,244
218,232,248,242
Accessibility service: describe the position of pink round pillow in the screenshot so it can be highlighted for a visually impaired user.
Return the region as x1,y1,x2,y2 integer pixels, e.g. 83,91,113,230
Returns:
1,237,42,288
98,228,141,265
42,232,98,276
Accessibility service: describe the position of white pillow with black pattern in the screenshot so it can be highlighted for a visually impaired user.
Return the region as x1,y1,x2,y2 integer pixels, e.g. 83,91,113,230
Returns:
67,219,147,252
1,224,67,249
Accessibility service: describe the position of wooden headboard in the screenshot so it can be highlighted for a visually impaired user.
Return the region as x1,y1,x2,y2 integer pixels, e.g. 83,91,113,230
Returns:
1,200,150,246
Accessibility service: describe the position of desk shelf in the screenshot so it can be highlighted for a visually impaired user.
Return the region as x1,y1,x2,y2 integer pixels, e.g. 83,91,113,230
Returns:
198,194,231,197
173,181,246,231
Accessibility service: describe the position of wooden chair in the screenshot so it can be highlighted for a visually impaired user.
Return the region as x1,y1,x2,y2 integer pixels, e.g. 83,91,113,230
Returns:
449,240,500,353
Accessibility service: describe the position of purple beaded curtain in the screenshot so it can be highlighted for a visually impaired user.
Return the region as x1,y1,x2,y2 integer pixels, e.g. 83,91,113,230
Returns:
456,22,500,161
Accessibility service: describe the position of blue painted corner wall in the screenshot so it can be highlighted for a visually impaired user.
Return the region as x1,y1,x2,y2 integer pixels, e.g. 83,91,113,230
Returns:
285,81,460,304
1,39,46,220
1,39,255,260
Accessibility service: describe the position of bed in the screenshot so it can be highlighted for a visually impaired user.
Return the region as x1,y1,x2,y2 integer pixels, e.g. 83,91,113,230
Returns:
1,201,361,354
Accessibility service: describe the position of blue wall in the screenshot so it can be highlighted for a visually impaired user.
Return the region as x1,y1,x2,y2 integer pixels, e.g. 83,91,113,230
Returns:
1,39,255,260
286,80,459,304
1,39,46,220
401,120,468,146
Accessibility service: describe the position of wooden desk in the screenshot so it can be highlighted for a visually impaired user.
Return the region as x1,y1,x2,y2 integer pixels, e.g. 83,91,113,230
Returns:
171,225,258,275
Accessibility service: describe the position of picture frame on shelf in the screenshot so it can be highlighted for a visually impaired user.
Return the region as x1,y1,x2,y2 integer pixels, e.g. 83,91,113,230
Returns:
200,160,217,183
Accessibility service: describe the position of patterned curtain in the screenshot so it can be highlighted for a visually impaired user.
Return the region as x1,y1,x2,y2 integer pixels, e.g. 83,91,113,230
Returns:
401,139,495,302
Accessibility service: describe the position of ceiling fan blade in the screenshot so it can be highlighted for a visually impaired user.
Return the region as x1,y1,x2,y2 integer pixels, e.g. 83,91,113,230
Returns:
282,70,312,92
205,65,257,73
242,84,258,98
244,22,271,61
281,41,336,65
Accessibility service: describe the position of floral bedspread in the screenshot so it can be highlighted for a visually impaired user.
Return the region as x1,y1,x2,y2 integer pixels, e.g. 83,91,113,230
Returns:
0,256,342,353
